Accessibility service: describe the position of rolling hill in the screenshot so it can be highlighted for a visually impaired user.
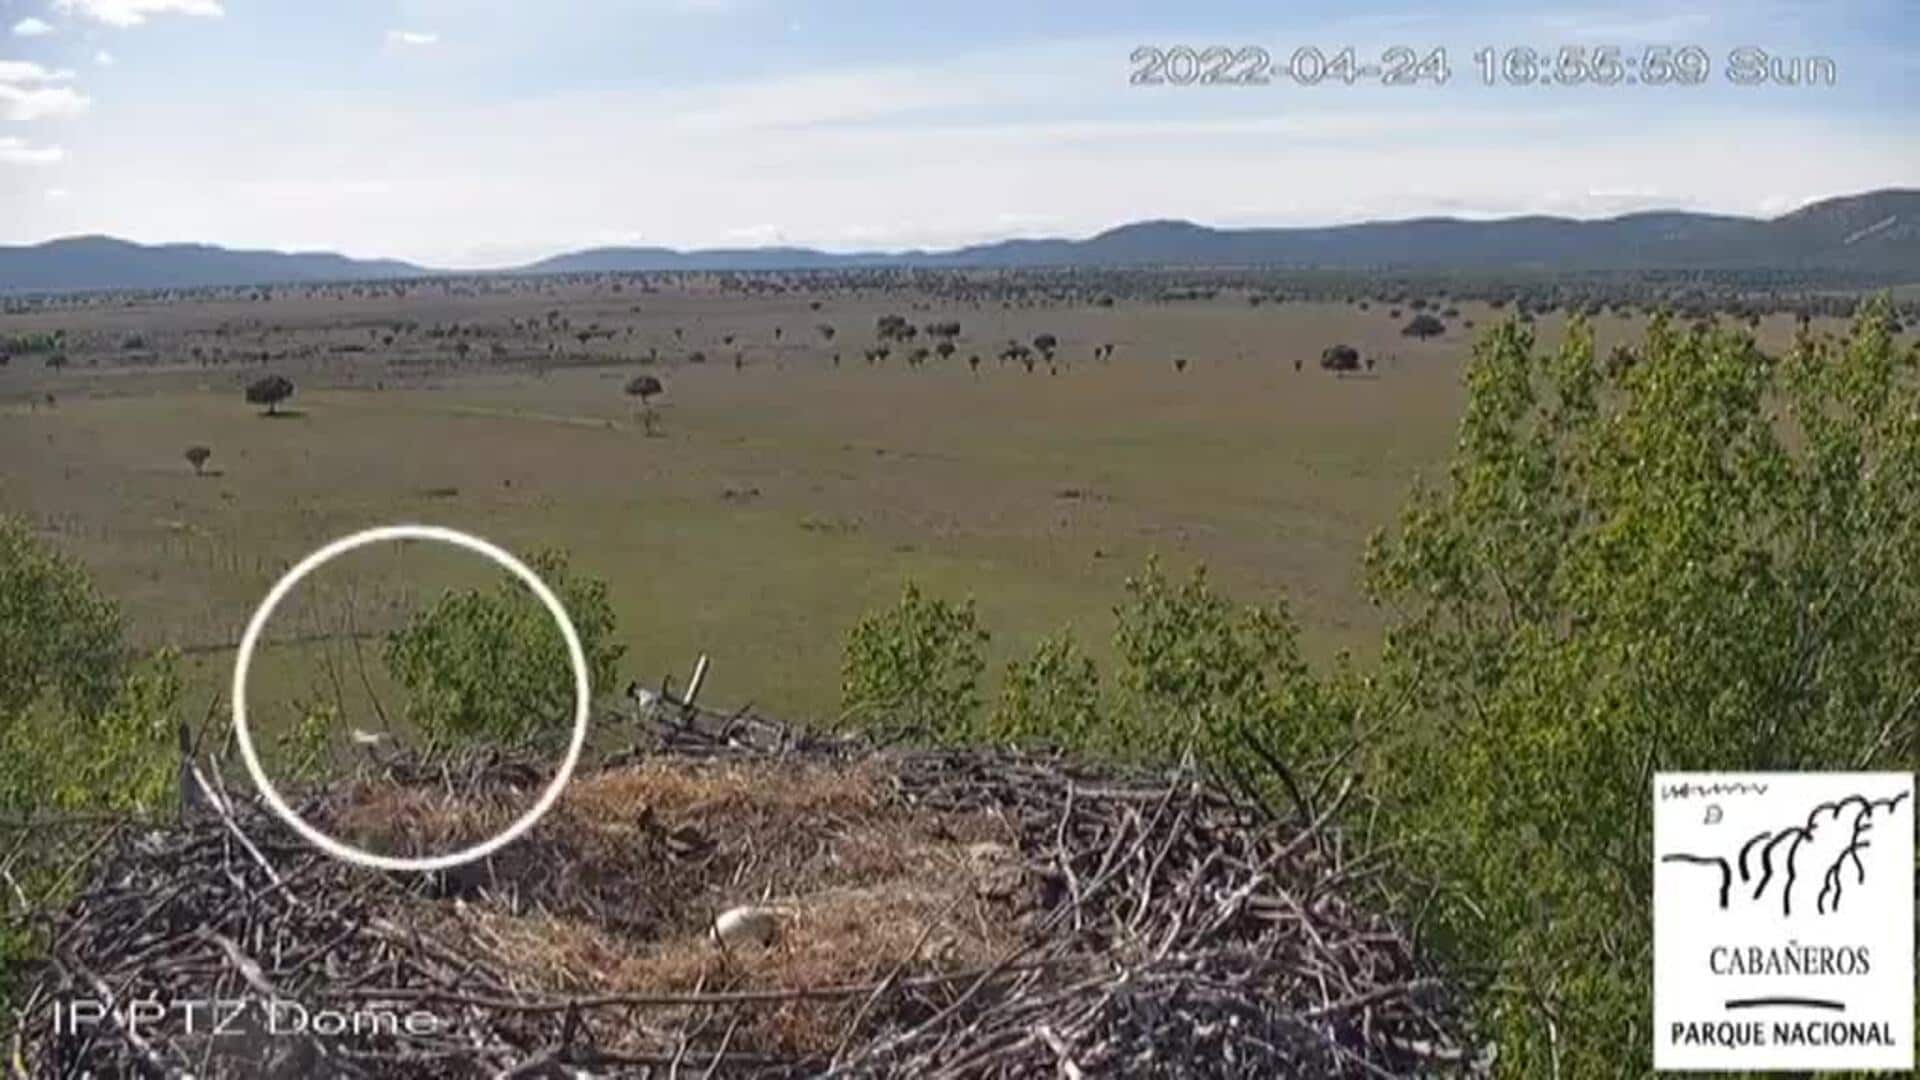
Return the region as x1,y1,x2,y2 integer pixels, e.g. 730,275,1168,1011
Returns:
1,190,1914,292
0,237,425,293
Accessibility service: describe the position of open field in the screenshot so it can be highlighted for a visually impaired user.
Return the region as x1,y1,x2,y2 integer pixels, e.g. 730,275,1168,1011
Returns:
0,275,1890,728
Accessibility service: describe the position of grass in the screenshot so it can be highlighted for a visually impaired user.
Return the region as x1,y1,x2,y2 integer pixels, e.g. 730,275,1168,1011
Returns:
0,286,1876,731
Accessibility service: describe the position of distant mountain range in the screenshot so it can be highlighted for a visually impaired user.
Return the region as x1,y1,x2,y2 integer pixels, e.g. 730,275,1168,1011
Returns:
1,190,1914,293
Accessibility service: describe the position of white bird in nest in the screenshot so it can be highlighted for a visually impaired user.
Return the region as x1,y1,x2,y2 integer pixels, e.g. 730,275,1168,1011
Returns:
709,905,792,949
624,680,662,713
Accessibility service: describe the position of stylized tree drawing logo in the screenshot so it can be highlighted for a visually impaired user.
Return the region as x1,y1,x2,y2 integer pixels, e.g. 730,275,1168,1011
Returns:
1661,791,1910,916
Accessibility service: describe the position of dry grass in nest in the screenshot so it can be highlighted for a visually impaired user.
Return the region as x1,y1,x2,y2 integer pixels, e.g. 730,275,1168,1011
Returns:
354,757,1028,1056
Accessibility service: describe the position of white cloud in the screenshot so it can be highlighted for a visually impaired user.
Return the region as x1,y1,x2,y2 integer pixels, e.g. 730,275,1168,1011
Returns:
0,137,65,165
45,187,72,199
0,83,90,121
0,61,78,84
0,60,86,120
52,0,223,29
11,17,56,38
386,30,439,47
95,50,116,66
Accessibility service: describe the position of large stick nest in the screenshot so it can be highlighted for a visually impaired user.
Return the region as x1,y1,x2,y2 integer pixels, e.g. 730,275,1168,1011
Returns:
6,707,1478,1077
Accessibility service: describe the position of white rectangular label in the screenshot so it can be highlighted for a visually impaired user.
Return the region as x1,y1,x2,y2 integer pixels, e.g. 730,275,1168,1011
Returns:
1654,772,1914,1071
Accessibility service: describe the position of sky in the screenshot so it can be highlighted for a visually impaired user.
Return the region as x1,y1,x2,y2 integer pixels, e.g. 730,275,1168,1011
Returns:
0,0,1913,268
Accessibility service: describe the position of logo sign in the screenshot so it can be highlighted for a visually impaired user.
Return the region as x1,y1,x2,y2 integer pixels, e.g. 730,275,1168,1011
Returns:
1654,772,1913,1072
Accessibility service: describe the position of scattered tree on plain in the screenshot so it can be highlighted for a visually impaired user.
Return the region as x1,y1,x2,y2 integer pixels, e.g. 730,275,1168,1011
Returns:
1320,344,1360,371
625,373,663,404
245,375,295,415
1402,314,1445,340
626,373,665,435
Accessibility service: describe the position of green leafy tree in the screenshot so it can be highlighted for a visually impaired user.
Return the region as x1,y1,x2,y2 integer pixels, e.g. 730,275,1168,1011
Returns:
1402,313,1446,339
0,516,180,1012
384,550,624,747
5,652,181,816
841,583,988,743
988,629,1103,749
1361,304,1920,1075
245,374,295,415
1112,559,1345,776
277,699,339,783
0,516,125,723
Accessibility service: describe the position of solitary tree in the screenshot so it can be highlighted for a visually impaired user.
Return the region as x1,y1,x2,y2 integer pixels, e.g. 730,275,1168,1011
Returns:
245,375,295,415
184,446,212,476
1402,314,1446,340
625,374,664,436
625,373,663,405
1320,344,1360,372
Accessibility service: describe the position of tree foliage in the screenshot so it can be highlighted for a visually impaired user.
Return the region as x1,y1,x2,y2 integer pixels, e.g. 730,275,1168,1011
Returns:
1321,344,1360,371
840,583,988,744
245,374,295,414
988,629,1102,750
1113,560,1347,785
625,374,663,402
1361,303,1920,1074
1401,313,1445,339
0,517,181,1012
384,550,624,747
0,516,125,722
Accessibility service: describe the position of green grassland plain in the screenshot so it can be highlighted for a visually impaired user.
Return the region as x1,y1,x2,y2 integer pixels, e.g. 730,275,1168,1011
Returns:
0,281,1871,734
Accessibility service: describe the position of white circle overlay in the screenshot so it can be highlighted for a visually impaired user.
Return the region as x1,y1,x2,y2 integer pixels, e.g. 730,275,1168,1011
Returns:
231,524,592,873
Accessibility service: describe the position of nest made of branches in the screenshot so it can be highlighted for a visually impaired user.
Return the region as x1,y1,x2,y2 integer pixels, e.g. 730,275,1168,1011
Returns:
6,707,1478,1078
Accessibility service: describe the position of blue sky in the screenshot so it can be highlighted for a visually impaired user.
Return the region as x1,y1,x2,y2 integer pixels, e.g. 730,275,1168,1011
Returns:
0,0,1912,267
